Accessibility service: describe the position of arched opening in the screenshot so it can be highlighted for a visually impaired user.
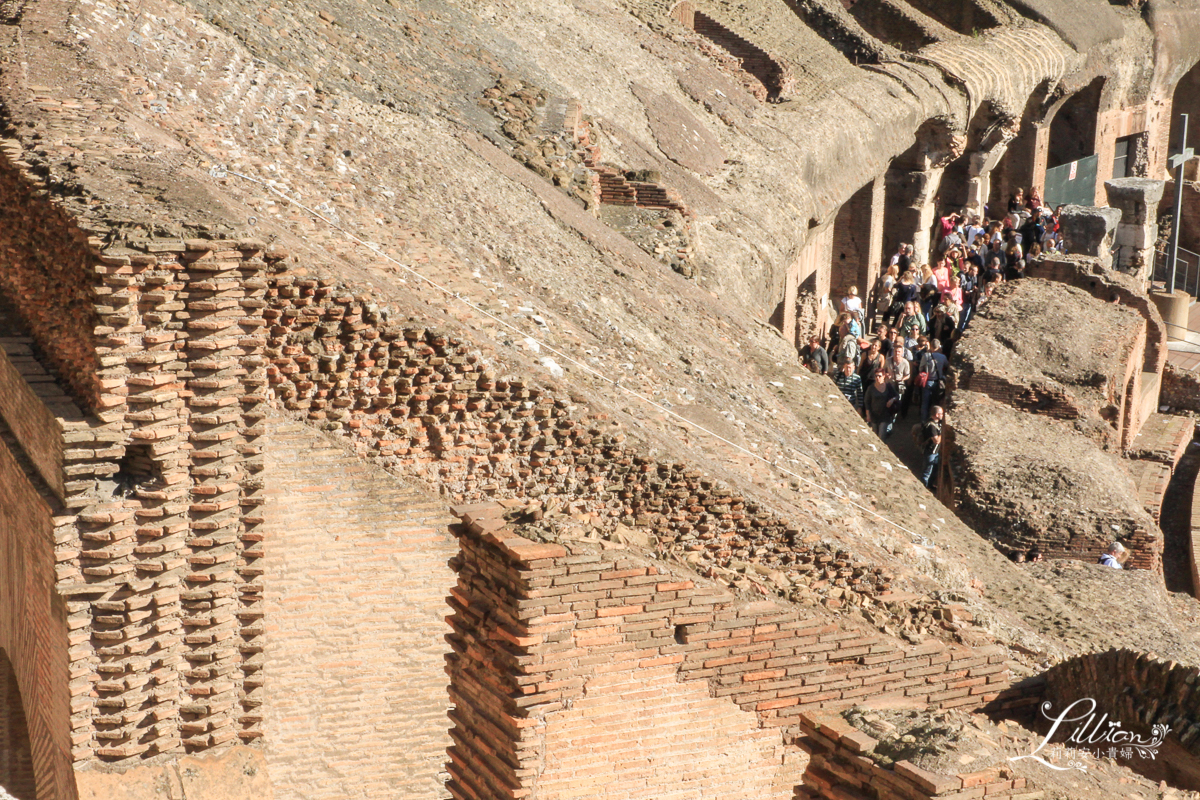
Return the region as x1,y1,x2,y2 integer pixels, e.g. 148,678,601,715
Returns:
989,81,1055,217
830,176,886,320
1042,78,1104,207
930,102,1014,235
1170,62,1200,182
0,649,34,800
1048,78,1104,169
884,119,961,264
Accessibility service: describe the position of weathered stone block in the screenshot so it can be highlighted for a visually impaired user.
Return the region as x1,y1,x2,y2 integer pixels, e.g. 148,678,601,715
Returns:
1059,205,1121,263
1104,178,1167,225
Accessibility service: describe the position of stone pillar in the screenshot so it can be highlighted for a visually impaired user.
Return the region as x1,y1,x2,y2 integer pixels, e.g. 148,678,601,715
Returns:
884,165,945,265
1150,290,1190,340
782,258,799,350
1058,205,1122,267
966,142,1010,219
1104,178,1166,280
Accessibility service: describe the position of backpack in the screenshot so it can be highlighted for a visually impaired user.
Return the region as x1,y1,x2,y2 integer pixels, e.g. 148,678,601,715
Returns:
911,423,925,447
919,352,940,384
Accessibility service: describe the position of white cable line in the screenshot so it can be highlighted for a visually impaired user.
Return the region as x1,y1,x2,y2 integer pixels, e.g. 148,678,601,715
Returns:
216,164,932,546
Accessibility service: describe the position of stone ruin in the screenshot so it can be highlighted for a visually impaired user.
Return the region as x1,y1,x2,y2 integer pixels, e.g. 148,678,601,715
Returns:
0,0,1199,798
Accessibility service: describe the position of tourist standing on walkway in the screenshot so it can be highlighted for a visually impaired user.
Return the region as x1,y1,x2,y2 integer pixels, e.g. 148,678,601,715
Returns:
920,405,944,488
919,338,948,421
802,335,830,375
835,360,864,414
865,369,899,439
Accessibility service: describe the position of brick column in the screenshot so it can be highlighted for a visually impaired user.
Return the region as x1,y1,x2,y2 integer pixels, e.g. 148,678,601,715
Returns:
178,240,266,753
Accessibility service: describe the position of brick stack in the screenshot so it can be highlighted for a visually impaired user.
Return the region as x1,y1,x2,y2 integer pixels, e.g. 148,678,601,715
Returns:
597,166,638,205
796,711,1039,800
444,503,1010,800
2,237,272,768
176,241,269,751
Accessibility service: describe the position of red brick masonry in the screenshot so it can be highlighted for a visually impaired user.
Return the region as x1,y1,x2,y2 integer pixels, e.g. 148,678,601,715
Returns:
444,502,1011,800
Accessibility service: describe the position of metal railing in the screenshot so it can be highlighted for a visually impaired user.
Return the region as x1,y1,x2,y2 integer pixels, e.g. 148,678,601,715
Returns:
1153,244,1200,298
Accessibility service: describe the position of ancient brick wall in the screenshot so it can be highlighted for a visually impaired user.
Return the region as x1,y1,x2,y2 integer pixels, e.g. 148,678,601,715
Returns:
950,278,1148,451
691,12,787,101
32,240,273,769
443,503,1010,800
261,420,455,800
1037,649,1200,786
1162,363,1200,413
0,425,75,800
942,391,1162,570
0,652,34,800
830,177,885,310
0,146,100,407
796,711,1034,800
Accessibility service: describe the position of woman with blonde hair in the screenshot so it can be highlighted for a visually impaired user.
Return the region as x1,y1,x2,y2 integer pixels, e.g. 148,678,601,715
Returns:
841,286,864,328
919,264,939,319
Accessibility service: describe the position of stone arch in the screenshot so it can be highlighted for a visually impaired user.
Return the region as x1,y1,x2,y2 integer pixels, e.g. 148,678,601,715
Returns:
988,80,1056,216
830,175,886,319
936,102,1017,223
0,649,34,800
1047,77,1105,170
884,118,964,263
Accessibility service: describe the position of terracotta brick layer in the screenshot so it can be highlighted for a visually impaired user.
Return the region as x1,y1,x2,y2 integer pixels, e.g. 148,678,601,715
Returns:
443,503,1009,800
796,711,1035,800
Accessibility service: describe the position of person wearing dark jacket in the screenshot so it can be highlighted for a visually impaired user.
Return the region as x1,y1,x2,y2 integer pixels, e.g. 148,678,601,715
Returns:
802,335,830,375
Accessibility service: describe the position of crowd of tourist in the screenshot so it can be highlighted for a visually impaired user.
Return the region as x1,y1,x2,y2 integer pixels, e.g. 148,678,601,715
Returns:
801,192,1066,489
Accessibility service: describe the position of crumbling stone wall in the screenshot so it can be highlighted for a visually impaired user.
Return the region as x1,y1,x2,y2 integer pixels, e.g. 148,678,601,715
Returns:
1162,363,1200,413
0,140,100,407
444,503,1010,800
0,405,75,798
949,279,1147,450
942,390,1161,570
1026,255,1168,381
797,711,1034,800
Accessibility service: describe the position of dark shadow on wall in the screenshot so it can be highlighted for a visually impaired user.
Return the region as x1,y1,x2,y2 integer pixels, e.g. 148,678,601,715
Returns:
1048,77,1104,169
0,648,35,800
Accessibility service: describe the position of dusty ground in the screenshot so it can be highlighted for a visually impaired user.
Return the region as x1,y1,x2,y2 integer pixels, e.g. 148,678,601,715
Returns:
1023,559,1200,666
